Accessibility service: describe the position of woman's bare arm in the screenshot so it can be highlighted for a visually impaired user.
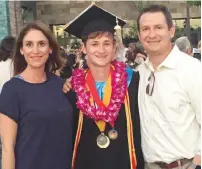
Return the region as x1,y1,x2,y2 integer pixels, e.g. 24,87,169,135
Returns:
0,113,17,169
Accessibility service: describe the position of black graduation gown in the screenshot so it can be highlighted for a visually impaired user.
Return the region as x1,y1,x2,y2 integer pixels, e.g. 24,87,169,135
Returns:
68,71,144,169
60,61,72,80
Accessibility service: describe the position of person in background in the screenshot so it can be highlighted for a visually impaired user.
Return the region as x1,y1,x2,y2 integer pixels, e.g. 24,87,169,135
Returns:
73,48,85,69
0,35,15,169
193,40,201,61
116,45,128,62
67,51,76,69
0,21,74,169
198,40,201,53
55,47,67,76
125,43,147,70
60,47,72,79
175,36,192,55
0,36,16,93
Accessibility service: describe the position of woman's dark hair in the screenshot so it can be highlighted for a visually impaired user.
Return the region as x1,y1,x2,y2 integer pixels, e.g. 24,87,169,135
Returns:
137,4,173,31
13,21,62,76
0,36,16,62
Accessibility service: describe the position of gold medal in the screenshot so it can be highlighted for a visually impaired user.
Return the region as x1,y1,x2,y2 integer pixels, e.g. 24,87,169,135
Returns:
96,133,110,148
108,129,118,140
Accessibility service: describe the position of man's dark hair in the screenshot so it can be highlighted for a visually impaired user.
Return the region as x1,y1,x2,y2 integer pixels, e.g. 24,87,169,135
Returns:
137,4,173,31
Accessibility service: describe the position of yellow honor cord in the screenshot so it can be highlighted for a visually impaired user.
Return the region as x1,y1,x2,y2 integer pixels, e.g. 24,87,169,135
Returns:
125,92,137,169
72,112,83,169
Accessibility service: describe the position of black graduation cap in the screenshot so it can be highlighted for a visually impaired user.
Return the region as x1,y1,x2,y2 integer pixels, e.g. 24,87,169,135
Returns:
64,3,126,39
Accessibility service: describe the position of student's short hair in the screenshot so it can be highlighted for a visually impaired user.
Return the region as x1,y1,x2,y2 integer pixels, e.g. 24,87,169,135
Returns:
82,31,115,45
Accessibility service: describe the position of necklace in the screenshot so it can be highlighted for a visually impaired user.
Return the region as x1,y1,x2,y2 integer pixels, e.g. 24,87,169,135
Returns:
71,61,128,123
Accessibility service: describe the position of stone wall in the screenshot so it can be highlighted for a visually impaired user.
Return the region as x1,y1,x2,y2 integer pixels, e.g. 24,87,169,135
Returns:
0,1,23,40
0,1,9,41
8,1,23,37
36,1,201,25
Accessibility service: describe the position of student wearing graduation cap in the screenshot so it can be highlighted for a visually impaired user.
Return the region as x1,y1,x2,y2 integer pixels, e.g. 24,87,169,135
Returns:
63,3,144,169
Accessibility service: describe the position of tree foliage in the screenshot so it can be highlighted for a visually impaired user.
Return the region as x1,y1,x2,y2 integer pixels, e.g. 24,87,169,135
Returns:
124,1,147,38
125,1,201,39
133,1,146,12
187,1,201,6
124,23,138,39
70,40,81,49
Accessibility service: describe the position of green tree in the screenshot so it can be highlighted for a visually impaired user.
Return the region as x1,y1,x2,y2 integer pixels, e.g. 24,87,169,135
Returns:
133,1,146,12
125,23,138,39
70,40,81,49
173,26,185,41
57,35,65,47
125,1,147,38
187,0,201,6
185,1,201,40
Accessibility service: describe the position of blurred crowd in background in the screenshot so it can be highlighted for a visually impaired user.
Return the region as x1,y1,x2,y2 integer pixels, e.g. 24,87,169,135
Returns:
0,34,201,87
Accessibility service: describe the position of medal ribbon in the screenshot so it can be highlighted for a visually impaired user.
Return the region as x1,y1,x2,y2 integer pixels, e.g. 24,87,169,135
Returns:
86,67,114,133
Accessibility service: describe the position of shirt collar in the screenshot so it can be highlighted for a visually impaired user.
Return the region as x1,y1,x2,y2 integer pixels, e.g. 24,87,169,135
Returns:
145,45,180,71
145,56,154,71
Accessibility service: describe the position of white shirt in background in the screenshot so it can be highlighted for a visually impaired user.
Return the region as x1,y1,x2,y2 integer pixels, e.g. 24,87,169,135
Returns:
0,59,13,93
116,47,128,62
137,45,201,163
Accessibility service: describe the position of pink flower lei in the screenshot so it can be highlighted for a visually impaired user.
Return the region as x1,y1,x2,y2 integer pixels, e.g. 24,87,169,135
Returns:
71,61,128,123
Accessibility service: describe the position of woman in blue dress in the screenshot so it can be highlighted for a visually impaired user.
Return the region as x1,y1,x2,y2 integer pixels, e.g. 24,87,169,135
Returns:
0,22,73,169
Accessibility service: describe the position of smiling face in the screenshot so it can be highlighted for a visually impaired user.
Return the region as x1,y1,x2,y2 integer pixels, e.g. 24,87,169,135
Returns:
75,48,82,59
20,29,52,70
82,32,116,68
138,11,175,55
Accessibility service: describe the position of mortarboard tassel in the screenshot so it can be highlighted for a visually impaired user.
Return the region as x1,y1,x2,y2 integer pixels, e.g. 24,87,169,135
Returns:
114,17,127,62
114,17,123,45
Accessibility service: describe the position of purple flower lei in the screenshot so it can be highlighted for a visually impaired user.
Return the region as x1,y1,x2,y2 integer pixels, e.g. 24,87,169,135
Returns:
71,61,128,123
